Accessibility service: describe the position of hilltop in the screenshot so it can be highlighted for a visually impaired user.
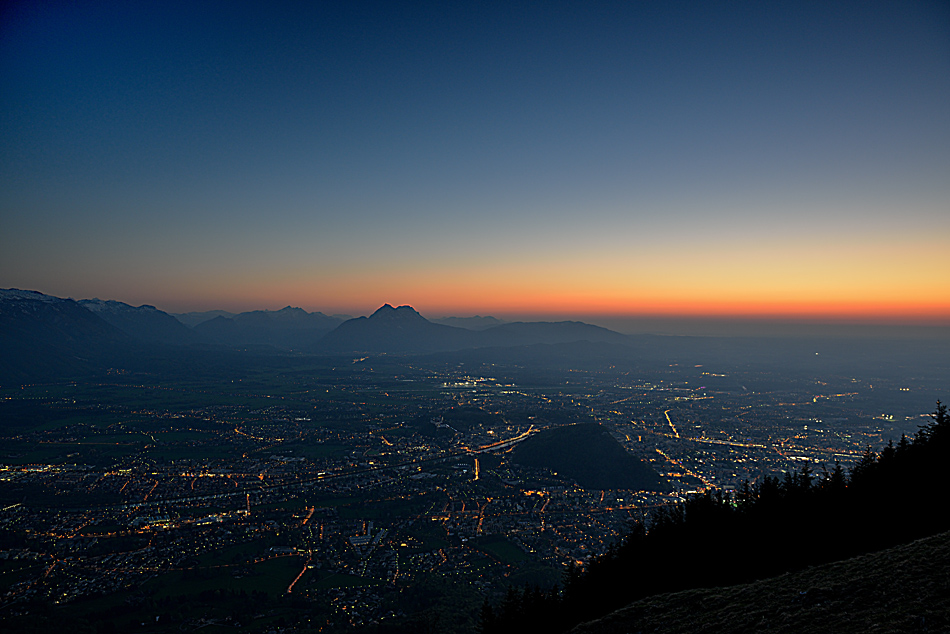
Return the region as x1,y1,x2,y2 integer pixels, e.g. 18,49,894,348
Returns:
317,303,476,353
510,423,667,491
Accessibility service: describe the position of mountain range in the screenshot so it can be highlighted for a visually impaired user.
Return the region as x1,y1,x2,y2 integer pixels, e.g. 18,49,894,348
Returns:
192,306,345,349
0,290,139,383
0,289,632,383
6,289,950,398
319,304,627,354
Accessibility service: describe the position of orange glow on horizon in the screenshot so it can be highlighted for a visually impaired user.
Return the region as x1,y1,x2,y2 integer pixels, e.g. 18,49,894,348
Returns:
107,238,950,325
151,283,950,325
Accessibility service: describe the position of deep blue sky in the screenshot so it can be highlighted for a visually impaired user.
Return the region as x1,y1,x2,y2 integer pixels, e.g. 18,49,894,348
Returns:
2,1,948,323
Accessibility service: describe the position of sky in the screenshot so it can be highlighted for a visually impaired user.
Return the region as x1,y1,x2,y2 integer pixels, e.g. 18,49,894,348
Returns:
2,1,949,330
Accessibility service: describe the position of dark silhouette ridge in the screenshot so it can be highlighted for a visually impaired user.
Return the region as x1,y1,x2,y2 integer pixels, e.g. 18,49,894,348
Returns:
78,298,198,345
316,304,476,353
369,303,427,321
315,304,629,354
431,315,507,330
171,309,236,328
193,305,343,348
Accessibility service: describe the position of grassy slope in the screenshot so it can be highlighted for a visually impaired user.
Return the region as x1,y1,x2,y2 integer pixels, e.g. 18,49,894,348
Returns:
570,530,950,634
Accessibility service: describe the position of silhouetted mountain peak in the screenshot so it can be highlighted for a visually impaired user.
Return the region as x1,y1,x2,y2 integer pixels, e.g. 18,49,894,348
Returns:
316,305,633,354
369,304,426,322
317,304,466,353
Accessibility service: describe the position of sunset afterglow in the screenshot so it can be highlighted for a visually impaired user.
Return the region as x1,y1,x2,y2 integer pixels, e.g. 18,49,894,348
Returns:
2,2,948,329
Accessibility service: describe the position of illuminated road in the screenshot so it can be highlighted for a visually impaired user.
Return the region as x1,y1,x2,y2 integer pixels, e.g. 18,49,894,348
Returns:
664,410,680,439
471,426,537,452
655,448,712,488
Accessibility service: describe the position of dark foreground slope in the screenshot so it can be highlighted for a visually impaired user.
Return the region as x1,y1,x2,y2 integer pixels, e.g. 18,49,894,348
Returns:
570,529,950,634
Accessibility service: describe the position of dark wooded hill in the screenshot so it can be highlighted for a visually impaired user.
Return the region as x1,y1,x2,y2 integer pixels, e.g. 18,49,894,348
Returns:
510,423,667,491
